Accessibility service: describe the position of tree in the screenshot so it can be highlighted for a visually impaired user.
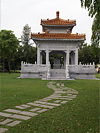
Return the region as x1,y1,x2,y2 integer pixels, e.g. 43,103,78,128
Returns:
0,30,18,73
80,0,100,17
91,15,100,46
78,43,93,64
80,0,100,46
21,24,31,63
78,42,100,64
28,46,37,64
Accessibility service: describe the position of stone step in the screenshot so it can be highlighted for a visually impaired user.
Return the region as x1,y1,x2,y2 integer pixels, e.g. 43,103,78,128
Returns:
0,112,31,120
0,128,8,133
50,69,65,71
0,119,13,125
27,102,54,109
51,76,66,78
4,109,38,117
50,70,65,74
50,69,66,78
6,120,21,127
50,77,66,80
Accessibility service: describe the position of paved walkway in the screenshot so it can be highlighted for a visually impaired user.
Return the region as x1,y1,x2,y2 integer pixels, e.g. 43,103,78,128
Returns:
0,82,78,133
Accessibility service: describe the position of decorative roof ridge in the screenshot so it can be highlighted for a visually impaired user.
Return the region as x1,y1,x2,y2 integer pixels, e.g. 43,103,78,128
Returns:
40,11,76,26
41,18,76,23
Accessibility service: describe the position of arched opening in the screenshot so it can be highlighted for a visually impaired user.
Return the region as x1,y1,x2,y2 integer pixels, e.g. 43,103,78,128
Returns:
49,51,65,69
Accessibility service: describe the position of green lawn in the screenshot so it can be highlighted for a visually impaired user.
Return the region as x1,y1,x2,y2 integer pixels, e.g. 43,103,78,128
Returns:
0,73,99,133
95,73,100,79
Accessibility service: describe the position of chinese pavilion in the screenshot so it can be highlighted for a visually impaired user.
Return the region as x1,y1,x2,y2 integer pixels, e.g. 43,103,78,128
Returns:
20,11,96,79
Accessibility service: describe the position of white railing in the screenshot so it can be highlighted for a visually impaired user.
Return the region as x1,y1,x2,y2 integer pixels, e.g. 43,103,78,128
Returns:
21,61,48,72
69,62,95,73
69,62,95,68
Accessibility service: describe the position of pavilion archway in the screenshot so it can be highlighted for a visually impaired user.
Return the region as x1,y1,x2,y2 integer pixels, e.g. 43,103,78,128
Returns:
49,51,65,69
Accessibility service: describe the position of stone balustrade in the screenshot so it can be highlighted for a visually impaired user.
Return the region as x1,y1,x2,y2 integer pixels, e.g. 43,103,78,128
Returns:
20,61,96,79
20,61,50,79
69,62,96,79
21,61,49,72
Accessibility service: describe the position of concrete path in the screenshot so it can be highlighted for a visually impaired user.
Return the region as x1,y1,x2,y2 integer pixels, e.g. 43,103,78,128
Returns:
0,82,78,133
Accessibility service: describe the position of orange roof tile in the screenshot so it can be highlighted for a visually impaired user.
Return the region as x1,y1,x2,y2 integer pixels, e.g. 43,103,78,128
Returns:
31,32,85,40
41,11,76,26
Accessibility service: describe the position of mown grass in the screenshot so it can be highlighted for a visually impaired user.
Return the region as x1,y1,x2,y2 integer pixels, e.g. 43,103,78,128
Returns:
0,73,99,133
0,73,54,111
95,73,100,79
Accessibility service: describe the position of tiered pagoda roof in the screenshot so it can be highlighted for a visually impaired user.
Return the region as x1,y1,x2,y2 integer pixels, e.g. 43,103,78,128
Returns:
31,11,85,41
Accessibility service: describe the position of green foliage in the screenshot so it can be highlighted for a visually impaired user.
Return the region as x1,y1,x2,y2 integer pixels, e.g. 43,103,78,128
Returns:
95,64,98,68
78,42,100,64
16,45,37,64
0,30,18,73
0,65,3,71
80,0,100,46
21,24,31,46
0,27,37,72
91,14,100,46
0,30,18,58
21,24,32,63
80,0,100,17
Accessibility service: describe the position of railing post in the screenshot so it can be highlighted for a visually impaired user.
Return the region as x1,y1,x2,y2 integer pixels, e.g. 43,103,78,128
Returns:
47,62,50,79
21,61,24,72
66,64,70,79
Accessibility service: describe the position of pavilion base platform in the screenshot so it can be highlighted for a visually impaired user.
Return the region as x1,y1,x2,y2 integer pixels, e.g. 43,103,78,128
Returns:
20,62,96,80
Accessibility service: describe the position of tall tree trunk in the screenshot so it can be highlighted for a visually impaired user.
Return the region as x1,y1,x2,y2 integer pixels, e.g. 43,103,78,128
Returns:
3,58,5,72
8,59,11,74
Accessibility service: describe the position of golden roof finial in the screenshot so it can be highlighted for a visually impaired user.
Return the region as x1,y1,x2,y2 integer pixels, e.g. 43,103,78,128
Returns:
56,11,59,19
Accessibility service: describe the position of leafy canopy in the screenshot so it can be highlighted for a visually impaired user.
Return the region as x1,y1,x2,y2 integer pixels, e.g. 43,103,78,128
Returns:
0,30,18,59
80,0,100,17
21,24,32,63
21,24,31,46
80,0,100,46
0,30,18,73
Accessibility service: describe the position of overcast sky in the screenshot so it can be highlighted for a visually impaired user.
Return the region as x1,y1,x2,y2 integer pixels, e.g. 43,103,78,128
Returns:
1,0,93,45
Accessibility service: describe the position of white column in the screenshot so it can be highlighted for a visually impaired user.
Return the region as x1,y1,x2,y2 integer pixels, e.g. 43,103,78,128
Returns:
66,49,69,65
37,44,40,65
46,49,49,65
75,48,78,65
